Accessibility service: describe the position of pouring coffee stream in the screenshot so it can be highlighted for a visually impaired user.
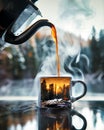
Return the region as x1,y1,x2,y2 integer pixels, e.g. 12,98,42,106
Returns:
51,26,60,77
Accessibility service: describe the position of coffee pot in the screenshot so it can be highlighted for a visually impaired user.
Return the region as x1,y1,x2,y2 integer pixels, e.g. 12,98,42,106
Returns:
0,0,53,50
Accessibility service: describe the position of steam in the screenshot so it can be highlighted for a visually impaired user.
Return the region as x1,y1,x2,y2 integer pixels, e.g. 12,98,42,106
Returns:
34,29,84,78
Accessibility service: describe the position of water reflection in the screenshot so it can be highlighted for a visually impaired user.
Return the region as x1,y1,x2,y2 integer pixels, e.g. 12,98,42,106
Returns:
74,101,104,130
38,108,87,130
0,101,38,130
1,101,104,130
6,110,38,130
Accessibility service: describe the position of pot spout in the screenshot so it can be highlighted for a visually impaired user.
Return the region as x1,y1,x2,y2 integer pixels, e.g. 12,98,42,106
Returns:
5,19,54,45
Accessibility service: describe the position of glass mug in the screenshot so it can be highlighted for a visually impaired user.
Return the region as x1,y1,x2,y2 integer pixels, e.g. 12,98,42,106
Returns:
38,76,87,108
38,108,87,130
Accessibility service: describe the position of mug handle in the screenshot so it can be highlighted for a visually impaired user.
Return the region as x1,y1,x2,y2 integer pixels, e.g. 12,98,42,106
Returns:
71,110,87,130
71,81,87,103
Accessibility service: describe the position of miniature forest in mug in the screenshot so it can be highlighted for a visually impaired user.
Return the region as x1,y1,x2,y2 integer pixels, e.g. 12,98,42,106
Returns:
40,77,71,107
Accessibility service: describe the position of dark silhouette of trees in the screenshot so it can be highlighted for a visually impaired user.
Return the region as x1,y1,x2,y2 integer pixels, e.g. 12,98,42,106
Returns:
81,27,104,74
98,29,104,71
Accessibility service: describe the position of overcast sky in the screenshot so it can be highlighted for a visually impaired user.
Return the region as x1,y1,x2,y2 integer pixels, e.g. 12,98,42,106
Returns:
36,0,104,39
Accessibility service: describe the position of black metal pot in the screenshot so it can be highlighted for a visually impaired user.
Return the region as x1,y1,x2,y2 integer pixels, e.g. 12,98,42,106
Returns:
0,0,54,49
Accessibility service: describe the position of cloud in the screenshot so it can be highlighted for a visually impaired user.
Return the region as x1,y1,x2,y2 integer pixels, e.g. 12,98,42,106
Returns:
37,0,104,39
59,0,93,19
